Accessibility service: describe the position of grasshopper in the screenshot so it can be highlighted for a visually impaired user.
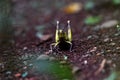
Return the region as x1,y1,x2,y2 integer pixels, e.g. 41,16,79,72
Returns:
50,20,72,52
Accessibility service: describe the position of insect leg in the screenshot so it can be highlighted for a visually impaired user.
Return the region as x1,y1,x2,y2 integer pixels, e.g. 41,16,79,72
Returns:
50,43,56,52
50,42,60,52
66,41,72,52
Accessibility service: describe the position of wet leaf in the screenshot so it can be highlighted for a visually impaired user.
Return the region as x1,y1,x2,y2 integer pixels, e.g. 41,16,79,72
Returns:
84,16,101,25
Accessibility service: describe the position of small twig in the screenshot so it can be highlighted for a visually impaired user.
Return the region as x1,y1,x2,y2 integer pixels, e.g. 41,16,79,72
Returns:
95,59,106,75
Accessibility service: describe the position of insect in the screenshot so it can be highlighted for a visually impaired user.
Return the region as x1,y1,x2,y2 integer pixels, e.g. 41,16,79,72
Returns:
50,20,72,52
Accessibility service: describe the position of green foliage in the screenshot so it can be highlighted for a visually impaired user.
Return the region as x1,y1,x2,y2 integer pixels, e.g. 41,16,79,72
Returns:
112,0,120,5
33,60,74,80
104,71,117,80
84,1,95,10
84,16,101,25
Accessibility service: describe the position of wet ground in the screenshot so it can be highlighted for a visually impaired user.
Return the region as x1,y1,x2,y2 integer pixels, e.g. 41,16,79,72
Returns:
1,0,120,80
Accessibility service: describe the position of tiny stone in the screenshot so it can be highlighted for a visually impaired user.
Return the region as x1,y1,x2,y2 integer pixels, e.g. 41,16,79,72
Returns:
28,63,33,67
23,47,27,50
60,61,67,64
104,38,109,42
90,47,97,52
106,50,111,52
63,55,68,60
49,57,55,61
116,47,120,50
15,73,21,77
109,43,116,46
84,60,87,64
114,33,120,36
72,66,80,74
106,60,112,64
94,20,118,30
96,53,101,56
113,64,116,68
23,66,27,69
23,61,27,65
22,72,28,78
87,35,92,39
6,71,12,74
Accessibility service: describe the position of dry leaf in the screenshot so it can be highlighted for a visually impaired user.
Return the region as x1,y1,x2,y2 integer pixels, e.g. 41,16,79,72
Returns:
62,2,83,14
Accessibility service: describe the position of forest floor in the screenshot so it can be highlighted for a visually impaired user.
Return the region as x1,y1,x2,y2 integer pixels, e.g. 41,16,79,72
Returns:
1,0,120,80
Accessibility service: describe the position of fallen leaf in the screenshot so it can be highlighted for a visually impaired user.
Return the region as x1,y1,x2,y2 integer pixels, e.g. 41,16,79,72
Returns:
62,2,83,14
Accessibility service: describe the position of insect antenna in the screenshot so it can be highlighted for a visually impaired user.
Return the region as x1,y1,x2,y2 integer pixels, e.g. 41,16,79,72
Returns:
56,21,59,29
67,20,72,41
55,21,59,42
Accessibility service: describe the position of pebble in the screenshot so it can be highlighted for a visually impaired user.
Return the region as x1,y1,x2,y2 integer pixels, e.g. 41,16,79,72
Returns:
72,66,81,74
106,50,111,52
116,47,120,50
84,60,88,65
104,38,109,42
63,55,68,60
22,72,28,78
60,61,67,64
90,47,97,52
6,71,12,75
23,66,27,69
49,57,55,61
37,54,50,60
106,60,112,64
23,47,28,50
96,53,101,56
87,35,92,39
109,42,116,46
15,73,21,77
28,63,33,67
94,20,118,30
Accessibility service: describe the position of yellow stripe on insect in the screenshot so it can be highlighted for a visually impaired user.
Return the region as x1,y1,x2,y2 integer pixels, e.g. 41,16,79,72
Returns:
55,21,59,42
